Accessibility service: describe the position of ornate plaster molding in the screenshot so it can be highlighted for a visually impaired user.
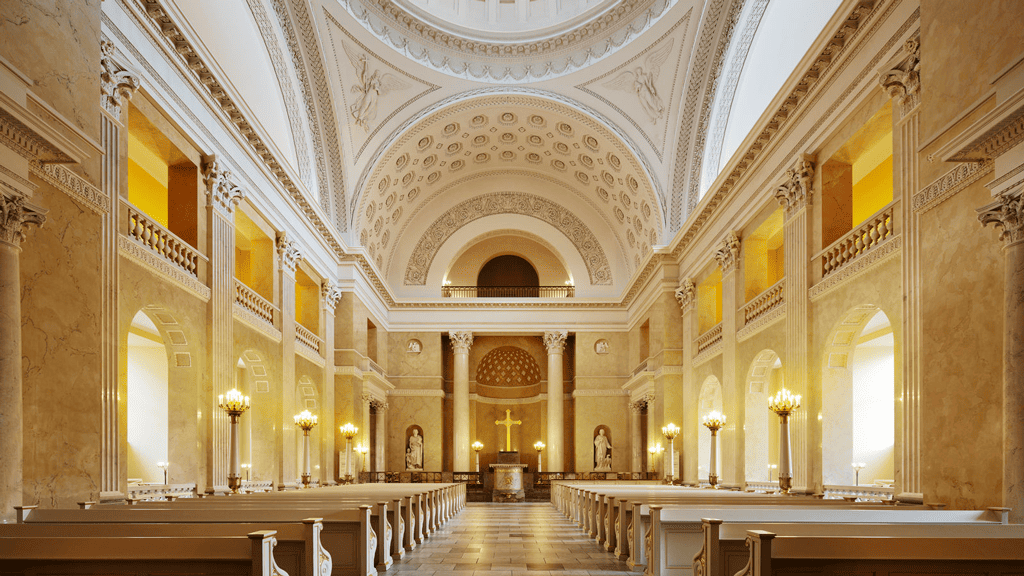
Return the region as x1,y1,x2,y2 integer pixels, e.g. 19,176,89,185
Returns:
713,231,740,272
30,161,109,214
978,190,1024,248
0,192,46,247
232,303,283,342
736,303,786,343
913,159,993,213
296,341,326,368
674,278,696,313
368,398,389,412
276,231,303,273
387,389,445,398
809,235,902,301
449,331,474,353
404,192,613,286
877,33,920,119
574,389,630,398
100,39,141,118
543,331,569,354
693,340,722,367
0,107,75,163
321,280,343,312
202,157,245,215
774,157,815,217
118,235,211,301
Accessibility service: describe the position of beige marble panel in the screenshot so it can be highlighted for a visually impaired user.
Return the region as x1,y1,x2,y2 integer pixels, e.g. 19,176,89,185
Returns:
233,320,283,485
574,396,630,473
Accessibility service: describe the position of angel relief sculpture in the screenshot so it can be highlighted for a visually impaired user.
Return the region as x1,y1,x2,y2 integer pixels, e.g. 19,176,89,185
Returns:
602,39,674,124
343,42,408,130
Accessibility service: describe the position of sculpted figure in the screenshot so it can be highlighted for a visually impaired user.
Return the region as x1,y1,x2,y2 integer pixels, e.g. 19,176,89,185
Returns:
407,429,423,470
603,40,674,123
343,44,408,130
594,429,613,471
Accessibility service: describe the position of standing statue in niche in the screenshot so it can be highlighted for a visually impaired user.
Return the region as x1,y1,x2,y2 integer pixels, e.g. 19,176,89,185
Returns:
407,429,423,470
594,428,613,471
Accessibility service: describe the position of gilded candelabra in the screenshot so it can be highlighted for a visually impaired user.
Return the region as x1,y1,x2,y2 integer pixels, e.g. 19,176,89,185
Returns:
356,443,369,471
340,423,359,484
218,388,250,493
648,444,663,475
768,388,801,493
294,410,318,488
662,423,680,484
534,441,545,473
472,441,483,473
156,461,169,485
701,411,726,488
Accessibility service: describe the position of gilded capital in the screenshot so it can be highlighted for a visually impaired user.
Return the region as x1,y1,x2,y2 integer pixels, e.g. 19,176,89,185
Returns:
449,330,474,353
321,280,343,312
203,156,245,215
100,39,140,118
276,231,302,273
978,190,1024,247
0,192,46,247
775,158,815,215
713,231,741,273
543,330,568,354
674,278,696,313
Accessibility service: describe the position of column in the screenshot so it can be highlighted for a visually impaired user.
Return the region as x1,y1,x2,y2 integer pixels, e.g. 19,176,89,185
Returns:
629,400,643,473
373,399,388,471
450,331,473,470
0,193,45,523
544,330,568,471
713,233,741,486
978,188,1024,523
361,393,373,474
675,279,698,484
321,282,342,484
774,156,814,493
276,232,302,486
203,157,245,492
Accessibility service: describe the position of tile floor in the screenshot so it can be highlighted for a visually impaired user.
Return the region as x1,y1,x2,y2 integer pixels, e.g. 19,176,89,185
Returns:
390,502,634,576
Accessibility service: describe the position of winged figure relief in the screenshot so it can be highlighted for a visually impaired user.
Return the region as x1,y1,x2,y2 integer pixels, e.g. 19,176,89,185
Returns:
602,39,674,124
342,42,409,130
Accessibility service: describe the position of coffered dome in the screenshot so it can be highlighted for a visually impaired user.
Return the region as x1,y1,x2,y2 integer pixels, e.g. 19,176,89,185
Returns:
476,346,542,387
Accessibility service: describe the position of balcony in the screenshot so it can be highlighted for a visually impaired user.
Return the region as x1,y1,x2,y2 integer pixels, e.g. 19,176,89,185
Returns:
441,285,575,298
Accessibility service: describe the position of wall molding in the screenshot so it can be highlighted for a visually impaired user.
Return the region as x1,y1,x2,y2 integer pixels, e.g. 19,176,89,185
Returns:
118,235,211,301
912,159,993,213
31,161,109,214
295,340,326,367
232,303,283,343
736,303,786,343
387,388,445,397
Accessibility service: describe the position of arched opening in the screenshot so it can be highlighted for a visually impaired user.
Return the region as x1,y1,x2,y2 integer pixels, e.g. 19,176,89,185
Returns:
127,311,169,484
745,350,784,483
821,306,895,486
475,254,540,297
698,376,724,483
295,375,322,483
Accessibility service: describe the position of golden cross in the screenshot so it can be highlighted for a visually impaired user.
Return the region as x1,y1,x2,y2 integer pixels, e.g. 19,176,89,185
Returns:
495,409,522,452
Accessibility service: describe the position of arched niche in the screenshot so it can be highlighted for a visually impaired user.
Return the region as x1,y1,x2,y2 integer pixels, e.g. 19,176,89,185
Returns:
745,350,784,482
234,349,272,483
126,310,169,484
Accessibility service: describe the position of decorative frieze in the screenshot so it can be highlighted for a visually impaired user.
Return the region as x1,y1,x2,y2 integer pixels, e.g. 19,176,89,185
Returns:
543,331,568,354
321,280,343,312
202,157,245,215
774,158,815,216
878,34,920,118
275,231,302,273
449,331,474,353
913,160,993,213
978,190,1024,247
0,192,45,246
30,162,108,214
99,39,140,118
713,231,741,273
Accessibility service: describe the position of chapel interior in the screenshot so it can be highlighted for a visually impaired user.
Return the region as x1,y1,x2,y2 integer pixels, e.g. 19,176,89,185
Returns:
2,0,1024,571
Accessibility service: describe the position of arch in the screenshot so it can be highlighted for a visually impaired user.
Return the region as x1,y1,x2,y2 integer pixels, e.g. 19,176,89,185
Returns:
444,228,573,288
477,255,540,288
745,350,784,482
698,376,723,481
126,310,169,484
821,305,896,486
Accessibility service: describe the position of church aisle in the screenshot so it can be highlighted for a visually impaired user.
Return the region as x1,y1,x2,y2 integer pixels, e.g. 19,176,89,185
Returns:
391,502,633,576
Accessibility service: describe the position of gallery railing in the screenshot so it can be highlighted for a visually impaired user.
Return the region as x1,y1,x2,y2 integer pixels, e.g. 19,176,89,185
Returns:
441,285,575,298
535,472,656,485
360,471,482,485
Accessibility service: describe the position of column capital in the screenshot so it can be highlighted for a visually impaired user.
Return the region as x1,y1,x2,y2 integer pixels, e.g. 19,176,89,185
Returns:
203,156,245,216
276,231,303,273
0,192,46,248
449,331,474,353
369,399,389,413
713,231,741,273
360,392,373,405
878,33,921,119
100,38,140,119
674,278,696,313
774,156,815,216
978,189,1024,248
321,280,343,312
543,330,568,354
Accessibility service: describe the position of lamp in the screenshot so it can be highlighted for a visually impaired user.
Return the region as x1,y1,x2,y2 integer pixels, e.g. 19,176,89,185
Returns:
768,388,801,493
340,423,359,484
471,441,483,473
294,410,318,488
534,441,545,473
852,462,866,486
156,461,169,485
701,411,726,488
648,444,662,475
241,463,251,483
355,443,369,471
218,388,250,493
662,423,680,484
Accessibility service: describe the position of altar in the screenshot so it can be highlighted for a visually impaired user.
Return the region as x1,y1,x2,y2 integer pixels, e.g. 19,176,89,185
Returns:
490,451,527,502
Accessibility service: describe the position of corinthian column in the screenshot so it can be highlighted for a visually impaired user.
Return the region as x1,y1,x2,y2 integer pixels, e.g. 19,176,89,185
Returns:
713,233,741,486
674,279,697,483
277,232,302,486
0,192,45,522
449,331,473,471
978,189,1024,523
544,331,568,471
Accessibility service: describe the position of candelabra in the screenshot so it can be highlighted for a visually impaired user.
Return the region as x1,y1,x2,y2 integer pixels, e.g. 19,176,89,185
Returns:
472,441,483,473
156,461,169,485
534,441,545,473
218,388,251,493
294,410,318,488
648,444,663,475
768,388,801,493
340,423,358,484
662,423,680,484
701,411,726,488
356,443,369,471
768,464,777,482
852,462,866,486
241,463,251,482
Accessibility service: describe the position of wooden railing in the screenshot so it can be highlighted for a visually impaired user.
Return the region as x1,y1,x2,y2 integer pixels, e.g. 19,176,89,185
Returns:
295,323,322,356
234,279,276,326
695,323,723,355
819,200,897,277
125,202,204,278
441,285,575,298
742,279,785,325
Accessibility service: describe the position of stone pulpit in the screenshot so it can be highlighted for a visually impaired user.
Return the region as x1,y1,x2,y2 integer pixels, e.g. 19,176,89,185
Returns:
490,451,527,502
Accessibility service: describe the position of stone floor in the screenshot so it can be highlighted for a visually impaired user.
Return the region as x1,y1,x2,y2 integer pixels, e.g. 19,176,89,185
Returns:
390,502,635,576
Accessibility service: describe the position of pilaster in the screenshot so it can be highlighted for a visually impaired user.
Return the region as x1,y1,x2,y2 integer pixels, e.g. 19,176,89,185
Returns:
544,330,568,471
713,232,741,486
321,281,342,483
450,331,473,471
371,398,389,471
276,231,302,485
674,278,698,483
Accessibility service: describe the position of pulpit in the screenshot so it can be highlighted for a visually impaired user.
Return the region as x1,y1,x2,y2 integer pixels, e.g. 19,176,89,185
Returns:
490,451,527,502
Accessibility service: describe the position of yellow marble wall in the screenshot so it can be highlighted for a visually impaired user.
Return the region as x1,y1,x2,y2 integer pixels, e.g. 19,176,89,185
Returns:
386,332,444,471
574,331,629,472
232,321,283,485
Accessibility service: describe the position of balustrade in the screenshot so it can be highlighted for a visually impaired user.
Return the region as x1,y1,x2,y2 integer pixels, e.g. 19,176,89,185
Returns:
742,279,785,325
695,323,723,355
295,323,322,356
631,359,649,377
441,285,575,298
823,484,895,502
234,279,276,327
819,201,898,277
125,201,204,278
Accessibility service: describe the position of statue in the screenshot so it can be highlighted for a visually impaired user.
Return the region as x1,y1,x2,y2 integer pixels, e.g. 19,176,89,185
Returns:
602,40,674,124
594,428,613,471
595,340,609,354
407,339,421,353
407,429,423,470
342,42,408,130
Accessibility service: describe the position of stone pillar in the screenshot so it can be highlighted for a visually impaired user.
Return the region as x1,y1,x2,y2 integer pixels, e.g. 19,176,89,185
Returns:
544,330,568,471
450,331,473,471
629,400,644,473
372,399,388,471
0,193,45,522
978,189,1024,523
276,232,302,486
98,39,139,501
775,157,815,493
713,233,741,486
675,279,698,484
203,157,245,492
360,393,373,474
321,282,342,484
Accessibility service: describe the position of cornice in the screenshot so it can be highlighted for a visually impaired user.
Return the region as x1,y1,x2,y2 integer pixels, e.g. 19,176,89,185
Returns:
30,161,109,214
118,235,211,301
387,389,445,398
809,235,902,301
931,84,1024,163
